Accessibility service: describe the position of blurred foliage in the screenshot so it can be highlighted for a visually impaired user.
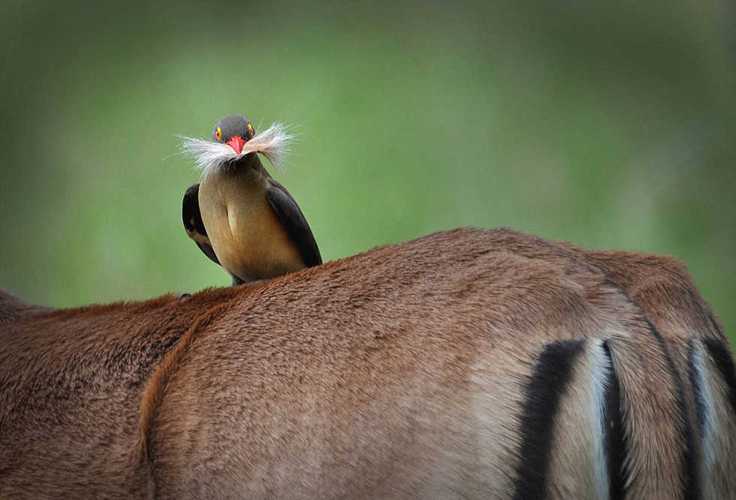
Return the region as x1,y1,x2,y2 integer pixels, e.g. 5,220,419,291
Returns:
0,0,734,341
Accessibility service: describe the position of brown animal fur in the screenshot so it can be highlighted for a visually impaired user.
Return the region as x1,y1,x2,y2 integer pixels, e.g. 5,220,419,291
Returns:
0,228,733,499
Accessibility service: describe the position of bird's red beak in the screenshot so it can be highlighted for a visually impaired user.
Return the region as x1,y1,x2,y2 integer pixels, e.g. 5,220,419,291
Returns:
226,136,246,154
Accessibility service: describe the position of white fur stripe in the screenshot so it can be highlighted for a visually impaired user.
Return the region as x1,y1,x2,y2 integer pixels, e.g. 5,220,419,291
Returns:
692,342,717,475
589,339,611,500
692,340,727,500
546,339,611,499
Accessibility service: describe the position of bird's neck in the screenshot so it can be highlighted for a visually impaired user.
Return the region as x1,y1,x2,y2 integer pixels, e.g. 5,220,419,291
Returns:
205,154,267,184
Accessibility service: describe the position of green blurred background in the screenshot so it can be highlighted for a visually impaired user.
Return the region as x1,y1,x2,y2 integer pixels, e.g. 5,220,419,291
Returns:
1,1,734,341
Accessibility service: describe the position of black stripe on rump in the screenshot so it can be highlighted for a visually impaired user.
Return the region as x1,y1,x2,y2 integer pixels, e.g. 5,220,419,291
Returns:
703,338,736,416
646,321,699,500
602,340,627,500
512,339,585,500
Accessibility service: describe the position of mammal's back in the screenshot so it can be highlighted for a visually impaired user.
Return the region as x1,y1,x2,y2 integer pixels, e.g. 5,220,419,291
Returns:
1,228,734,499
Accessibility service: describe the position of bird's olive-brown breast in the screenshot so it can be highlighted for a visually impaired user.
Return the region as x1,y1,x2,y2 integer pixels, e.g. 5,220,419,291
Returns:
198,165,305,281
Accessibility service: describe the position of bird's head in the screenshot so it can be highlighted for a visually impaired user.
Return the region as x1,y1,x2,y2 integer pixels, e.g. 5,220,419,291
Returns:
181,114,292,174
212,115,256,155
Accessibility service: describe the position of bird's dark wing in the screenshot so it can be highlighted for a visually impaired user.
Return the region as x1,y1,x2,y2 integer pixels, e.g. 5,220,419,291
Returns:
265,180,322,267
182,184,220,266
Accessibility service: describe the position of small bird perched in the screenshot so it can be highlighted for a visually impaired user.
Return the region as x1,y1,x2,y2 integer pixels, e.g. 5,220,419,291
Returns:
181,115,321,285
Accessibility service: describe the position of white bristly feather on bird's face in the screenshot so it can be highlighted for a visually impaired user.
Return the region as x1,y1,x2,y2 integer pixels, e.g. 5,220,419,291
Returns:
180,122,293,174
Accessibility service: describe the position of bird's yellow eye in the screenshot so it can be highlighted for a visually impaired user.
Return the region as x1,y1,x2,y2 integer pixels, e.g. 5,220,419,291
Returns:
246,123,255,138
215,127,223,141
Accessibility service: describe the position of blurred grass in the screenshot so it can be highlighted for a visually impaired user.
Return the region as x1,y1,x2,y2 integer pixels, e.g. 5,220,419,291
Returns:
0,0,734,342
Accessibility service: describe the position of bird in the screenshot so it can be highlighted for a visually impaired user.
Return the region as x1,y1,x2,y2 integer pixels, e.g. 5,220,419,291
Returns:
181,115,321,285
